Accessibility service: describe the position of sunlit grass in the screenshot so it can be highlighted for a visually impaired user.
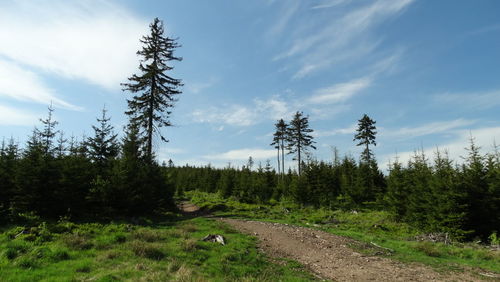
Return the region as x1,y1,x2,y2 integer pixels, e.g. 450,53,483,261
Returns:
0,215,314,281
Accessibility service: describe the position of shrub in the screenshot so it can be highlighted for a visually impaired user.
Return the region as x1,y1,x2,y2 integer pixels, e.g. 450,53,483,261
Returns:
489,232,500,245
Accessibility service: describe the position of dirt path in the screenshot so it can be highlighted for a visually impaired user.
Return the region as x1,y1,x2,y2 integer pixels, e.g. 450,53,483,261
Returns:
179,202,493,281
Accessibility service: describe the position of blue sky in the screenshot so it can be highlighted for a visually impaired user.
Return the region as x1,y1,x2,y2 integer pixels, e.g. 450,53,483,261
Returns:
1,0,499,171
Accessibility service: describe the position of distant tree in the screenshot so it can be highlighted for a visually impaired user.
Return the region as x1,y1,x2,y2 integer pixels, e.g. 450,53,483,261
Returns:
247,156,254,170
38,103,59,155
122,18,183,160
271,119,288,178
55,132,67,157
0,138,18,221
287,112,316,175
87,106,119,171
354,114,377,163
461,136,491,239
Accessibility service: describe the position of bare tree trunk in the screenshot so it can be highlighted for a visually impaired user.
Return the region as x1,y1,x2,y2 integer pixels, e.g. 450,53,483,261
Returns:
276,147,281,176
281,139,285,180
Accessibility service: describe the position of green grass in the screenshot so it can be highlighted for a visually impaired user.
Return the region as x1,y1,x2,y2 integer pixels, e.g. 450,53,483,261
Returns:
187,190,500,274
0,215,315,281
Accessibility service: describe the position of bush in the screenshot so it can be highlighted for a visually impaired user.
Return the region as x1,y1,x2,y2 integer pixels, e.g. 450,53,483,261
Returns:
489,232,499,245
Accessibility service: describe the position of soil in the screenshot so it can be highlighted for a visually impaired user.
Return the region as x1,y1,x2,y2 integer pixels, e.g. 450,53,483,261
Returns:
179,202,497,281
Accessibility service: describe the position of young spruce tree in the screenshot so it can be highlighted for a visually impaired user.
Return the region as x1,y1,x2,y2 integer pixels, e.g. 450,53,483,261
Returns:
87,106,119,172
122,18,183,160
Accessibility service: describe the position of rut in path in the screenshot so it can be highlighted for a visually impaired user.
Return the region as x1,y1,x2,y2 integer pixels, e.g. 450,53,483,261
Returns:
179,202,493,281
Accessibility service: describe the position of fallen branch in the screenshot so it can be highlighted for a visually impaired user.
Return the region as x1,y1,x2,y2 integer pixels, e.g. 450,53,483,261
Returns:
370,241,394,253
479,272,499,278
14,229,28,238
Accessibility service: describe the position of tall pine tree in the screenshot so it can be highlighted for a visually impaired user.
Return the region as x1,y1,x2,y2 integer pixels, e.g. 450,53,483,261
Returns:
354,114,377,163
271,119,288,178
287,112,316,175
122,18,183,160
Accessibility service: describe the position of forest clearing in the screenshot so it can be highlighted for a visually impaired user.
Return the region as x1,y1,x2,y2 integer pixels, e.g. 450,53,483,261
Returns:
1,1,500,281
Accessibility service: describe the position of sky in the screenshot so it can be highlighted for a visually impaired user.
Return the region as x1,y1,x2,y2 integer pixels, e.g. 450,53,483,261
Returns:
0,0,499,171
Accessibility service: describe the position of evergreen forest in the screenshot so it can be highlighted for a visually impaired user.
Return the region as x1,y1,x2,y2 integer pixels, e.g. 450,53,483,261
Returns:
0,17,498,247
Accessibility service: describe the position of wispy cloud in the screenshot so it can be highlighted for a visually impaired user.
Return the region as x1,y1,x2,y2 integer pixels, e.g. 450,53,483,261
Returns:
311,0,351,10
204,148,276,161
433,90,500,110
379,126,500,172
463,23,500,37
186,77,219,94
192,96,293,127
0,105,40,126
0,0,147,90
308,77,371,104
381,119,477,139
273,0,414,78
192,105,258,126
313,124,357,137
266,0,300,38
0,59,79,110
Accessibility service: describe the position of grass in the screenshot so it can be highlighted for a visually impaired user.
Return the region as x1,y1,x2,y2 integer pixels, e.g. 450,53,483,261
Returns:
187,190,500,274
0,214,315,281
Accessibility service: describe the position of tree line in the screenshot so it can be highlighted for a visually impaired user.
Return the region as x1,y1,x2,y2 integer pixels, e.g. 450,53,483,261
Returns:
0,17,498,243
0,18,181,221
169,114,499,241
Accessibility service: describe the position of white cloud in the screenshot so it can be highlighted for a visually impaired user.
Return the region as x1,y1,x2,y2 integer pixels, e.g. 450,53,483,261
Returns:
204,148,276,161
255,97,293,120
433,90,500,110
381,119,477,139
274,0,414,78
159,147,185,155
0,59,79,110
186,77,219,94
192,105,258,126
308,77,371,104
0,0,148,90
0,105,40,126
379,126,500,172
313,124,357,137
311,0,351,10
266,0,300,38
192,96,293,127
